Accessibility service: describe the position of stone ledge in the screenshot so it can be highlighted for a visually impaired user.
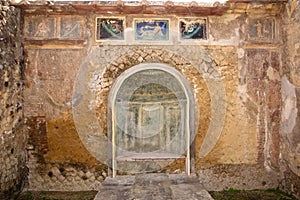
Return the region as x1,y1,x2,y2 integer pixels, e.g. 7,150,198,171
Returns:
94,173,214,200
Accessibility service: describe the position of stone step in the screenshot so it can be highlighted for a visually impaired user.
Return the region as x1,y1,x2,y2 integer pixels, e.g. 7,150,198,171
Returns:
102,175,135,186
94,173,214,200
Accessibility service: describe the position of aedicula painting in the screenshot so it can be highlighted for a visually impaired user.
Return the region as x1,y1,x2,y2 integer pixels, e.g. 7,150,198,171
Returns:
135,19,169,41
179,18,207,40
96,18,124,41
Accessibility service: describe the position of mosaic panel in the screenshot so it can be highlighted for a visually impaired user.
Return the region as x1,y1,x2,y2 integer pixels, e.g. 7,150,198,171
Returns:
24,17,56,38
60,17,83,39
179,18,207,40
95,17,124,41
248,18,276,42
134,19,169,41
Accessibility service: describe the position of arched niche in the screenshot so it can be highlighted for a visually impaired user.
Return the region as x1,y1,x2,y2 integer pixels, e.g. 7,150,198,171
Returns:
108,63,195,177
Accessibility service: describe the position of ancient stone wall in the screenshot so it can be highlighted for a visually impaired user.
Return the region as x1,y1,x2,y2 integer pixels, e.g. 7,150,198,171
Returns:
20,0,287,192
0,0,26,199
1,0,300,197
280,0,300,198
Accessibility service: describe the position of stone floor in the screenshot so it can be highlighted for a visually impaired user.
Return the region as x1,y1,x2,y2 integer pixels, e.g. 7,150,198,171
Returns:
94,173,214,200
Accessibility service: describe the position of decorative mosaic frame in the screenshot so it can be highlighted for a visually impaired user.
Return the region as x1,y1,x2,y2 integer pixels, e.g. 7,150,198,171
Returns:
179,18,207,40
134,19,170,41
247,17,276,43
95,17,125,41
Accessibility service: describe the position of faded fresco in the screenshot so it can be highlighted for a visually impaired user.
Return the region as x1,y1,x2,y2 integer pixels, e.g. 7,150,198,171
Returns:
179,18,207,40
96,18,124,40
24,17,56,38
135,19,169,41
248,18,276,42
60,17,83,38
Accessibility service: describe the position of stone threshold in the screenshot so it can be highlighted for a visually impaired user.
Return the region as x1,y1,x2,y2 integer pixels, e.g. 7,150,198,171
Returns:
94,173,214,200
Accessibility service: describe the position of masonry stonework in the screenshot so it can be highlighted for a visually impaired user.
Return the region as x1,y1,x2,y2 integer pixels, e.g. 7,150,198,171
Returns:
0,0,26,199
